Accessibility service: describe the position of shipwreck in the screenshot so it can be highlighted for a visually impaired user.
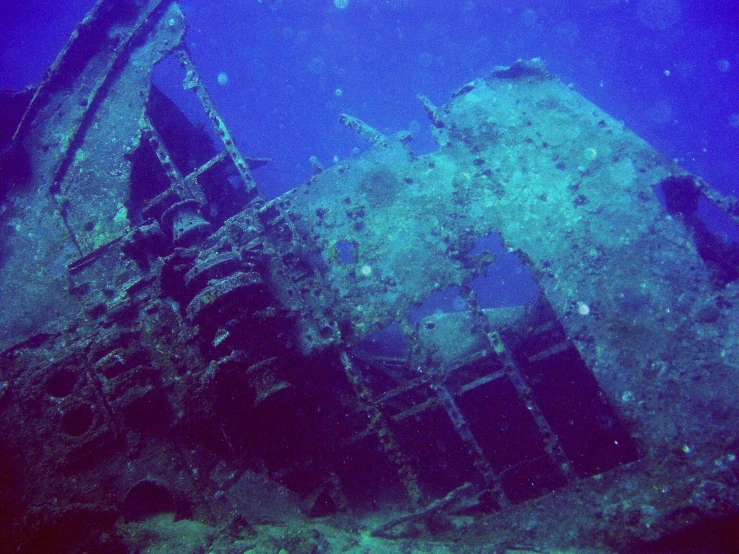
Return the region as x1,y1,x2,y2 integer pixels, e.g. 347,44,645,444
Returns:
1,1,738,552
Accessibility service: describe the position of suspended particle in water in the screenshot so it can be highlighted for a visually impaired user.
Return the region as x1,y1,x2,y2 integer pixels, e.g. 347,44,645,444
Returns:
335,88,343,97
334,0,349,9
717,59,731,73
308,56,327,75
217,72,229,86
520,8,538,27
418,52,434,68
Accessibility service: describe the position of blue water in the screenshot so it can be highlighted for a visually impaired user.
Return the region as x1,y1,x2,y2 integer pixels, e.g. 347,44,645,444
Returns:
2,0,738,200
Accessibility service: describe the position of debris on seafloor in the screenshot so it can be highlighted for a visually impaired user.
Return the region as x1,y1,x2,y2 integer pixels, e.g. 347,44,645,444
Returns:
1,2,739,553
